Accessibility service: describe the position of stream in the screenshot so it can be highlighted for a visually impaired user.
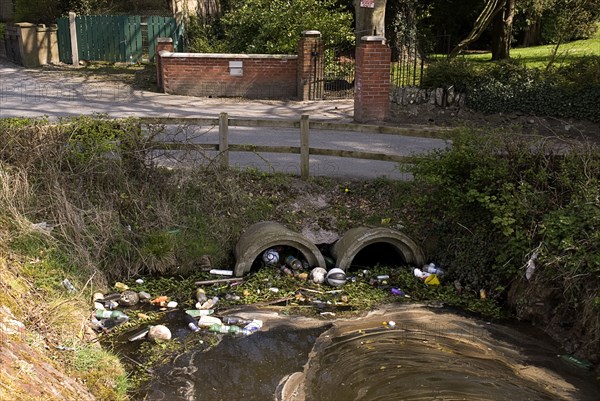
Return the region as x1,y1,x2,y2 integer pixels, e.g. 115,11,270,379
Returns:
131,304,599,401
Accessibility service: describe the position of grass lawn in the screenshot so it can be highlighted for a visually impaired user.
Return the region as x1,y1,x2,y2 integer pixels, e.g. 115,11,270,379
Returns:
462,26,600,68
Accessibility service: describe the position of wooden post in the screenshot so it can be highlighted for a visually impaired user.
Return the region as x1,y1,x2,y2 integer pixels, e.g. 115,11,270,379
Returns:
300,114,310,180
68,12,79,66
219,112,229,169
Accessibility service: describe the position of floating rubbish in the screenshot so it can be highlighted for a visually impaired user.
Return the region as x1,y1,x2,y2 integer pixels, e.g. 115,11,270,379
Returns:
150,296,169,307
320,312,336,317
166,301,178,308
280,266,294,276
454,280,463,294
119,290,140,306
326,268,347,287
209,269,234,276
390,288,405,296
376,275,390,281
196,288,208,304
92,292,104,302
198,296,219,310
386,321,396,328
424,274,440,286
135,278,144,285
194,277,244,286
480,289,487,300
138,291,151,301
128,328,150,342
148,325,171,342
220,316,254,326
285,255,303,270
95,309,128,320
413,268,430,279
184,314,200,332
422,263,444,275
61,279,76,293
225,294,241,301
209,323,242,334
185,309,215,318
269,287,280,293
296,272,309,281
242,320,263,336
114,282,129,291
559,354,594,370
197,315,223,327
262,249,280,265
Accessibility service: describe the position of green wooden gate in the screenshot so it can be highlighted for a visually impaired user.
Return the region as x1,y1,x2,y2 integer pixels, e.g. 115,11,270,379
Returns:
57,15,183,64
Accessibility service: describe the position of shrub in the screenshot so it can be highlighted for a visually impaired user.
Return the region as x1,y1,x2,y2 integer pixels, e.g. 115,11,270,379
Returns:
422,56,600,122
404,128,600,340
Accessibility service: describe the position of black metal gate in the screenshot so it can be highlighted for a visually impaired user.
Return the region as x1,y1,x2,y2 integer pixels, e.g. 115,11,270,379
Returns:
308,44,355,100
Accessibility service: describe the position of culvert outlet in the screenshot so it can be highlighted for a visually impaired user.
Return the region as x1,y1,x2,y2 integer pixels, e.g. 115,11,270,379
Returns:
234,221,326,276
331,227,425,271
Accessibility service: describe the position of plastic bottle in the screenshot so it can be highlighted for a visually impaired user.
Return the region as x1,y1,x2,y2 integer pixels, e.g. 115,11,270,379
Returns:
208,323,242,334
95,309,128,320
285,255,303,270
198,296,219,310
62,279,76,293
220,316,254,326
197,315,223,326
196,288,208,304
184,314,200,332
423,263,444,275
185,309,214,318
242,319,263,336
280,266,294,276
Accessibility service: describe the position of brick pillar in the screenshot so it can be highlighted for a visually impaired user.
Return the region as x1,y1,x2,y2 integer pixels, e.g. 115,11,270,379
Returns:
156,37,174,92
354,36,391,123
297,30,324,101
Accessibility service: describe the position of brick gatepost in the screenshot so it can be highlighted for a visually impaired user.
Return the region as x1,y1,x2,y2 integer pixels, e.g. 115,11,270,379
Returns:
297,30,324,101
354,36,391,123
156,37,174,92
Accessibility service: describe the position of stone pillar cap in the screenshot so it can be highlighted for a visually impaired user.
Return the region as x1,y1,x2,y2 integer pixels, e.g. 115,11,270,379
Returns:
361,36,386,44
302,30,321,37
157,37,174,43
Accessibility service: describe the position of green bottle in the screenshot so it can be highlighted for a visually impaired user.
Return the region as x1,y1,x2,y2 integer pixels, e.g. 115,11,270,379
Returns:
208,323,242,334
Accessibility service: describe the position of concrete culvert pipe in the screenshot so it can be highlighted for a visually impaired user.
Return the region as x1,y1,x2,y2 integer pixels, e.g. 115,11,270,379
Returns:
234,221,326,276
331,227,425,271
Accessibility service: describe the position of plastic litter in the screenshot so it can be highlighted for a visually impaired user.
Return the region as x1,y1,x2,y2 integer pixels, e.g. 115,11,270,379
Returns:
285,255,303,270
559,354,593,370
61,279,76,293
209,323,242,334
390,288,405,296
135,278,144,284
95,309,128,320
209,269,234,276
119,290,140,306
241,319,263,336
128,328,150,342
424,274,440,286
114,282,129,291
184,314,200,332
310,267,327,284
138,291,151,301
326,268,347,287
197,315,223,327
148,325,172,342
196,288,208,304
166,301,178,308
220,316,254,326
422,263,445,275
185,309,215,318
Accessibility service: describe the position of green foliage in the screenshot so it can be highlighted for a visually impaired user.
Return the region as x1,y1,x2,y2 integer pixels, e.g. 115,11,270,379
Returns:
404,128,600,318
422,56,600,122
220,0,354,54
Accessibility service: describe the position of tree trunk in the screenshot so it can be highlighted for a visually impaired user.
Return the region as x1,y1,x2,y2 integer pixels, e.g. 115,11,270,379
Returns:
491,0,515,60
354,0,387,43
448,0,505,58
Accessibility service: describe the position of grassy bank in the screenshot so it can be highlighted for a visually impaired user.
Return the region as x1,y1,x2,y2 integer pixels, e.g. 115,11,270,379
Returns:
1,116,599,397
462,26,600,68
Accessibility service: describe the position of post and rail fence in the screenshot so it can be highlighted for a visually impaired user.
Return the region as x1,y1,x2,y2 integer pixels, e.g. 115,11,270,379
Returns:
139,113,452,180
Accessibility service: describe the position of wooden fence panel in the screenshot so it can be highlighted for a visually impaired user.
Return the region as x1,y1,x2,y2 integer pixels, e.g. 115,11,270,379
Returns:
57,15,177,63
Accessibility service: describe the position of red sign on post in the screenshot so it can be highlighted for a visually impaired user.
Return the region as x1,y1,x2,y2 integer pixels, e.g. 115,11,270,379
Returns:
360,0,375,8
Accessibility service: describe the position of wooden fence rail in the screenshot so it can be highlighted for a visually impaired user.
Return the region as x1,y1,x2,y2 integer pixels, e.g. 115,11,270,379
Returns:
140,114,451,180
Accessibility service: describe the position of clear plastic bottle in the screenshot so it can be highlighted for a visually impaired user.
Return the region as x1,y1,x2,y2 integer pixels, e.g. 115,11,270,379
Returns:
285,255,303,270
196,288,208,304
184,314,200,332
208,323,242,334
95,309,128,320
221,316,253,326
242,319,263,336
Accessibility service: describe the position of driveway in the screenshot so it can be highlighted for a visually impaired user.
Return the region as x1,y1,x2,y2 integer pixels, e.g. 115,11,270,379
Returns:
0,60,449,179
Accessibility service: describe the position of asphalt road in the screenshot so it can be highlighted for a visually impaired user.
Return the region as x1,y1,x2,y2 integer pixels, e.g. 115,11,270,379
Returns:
1,60,449,179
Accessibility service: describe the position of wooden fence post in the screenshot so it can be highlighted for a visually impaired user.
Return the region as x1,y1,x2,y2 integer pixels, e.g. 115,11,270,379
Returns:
68,12,79,66
219,112,229,169
300,114,310,180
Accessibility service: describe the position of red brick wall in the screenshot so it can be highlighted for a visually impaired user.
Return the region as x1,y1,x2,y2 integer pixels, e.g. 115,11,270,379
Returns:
158,53,298,99
354,37,391,123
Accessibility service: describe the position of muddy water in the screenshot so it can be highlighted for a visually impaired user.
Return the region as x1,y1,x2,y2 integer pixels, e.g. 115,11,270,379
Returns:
138,305,599,401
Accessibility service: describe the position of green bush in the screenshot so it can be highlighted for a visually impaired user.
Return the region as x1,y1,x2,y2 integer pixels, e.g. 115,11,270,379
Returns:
405,128,600,325
422,56,600,122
